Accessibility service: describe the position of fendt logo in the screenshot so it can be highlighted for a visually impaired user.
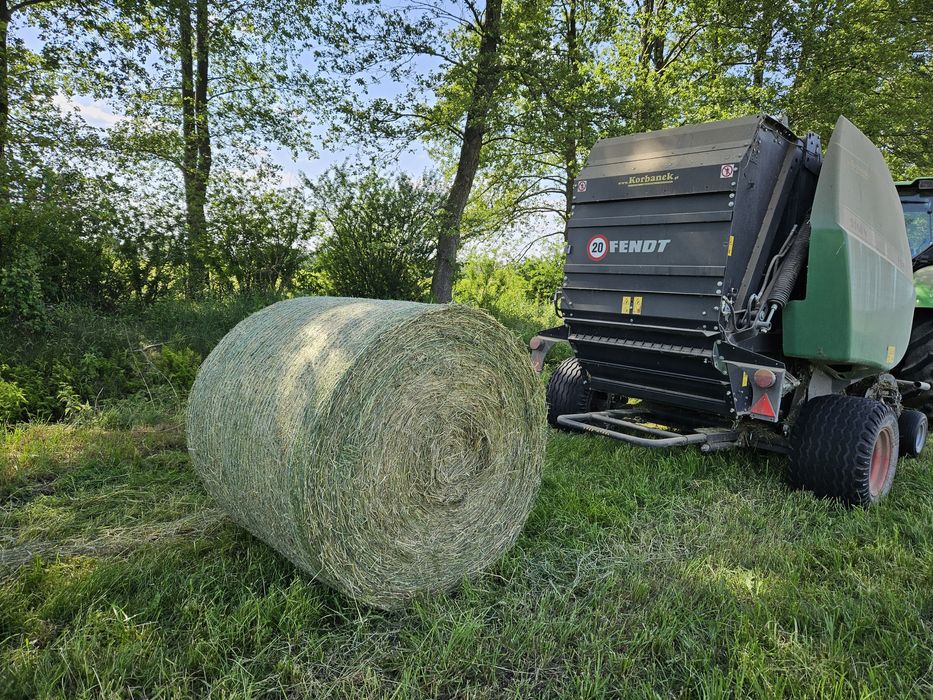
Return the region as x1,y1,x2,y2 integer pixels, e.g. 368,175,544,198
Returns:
587,235,608,261
587,235,672,261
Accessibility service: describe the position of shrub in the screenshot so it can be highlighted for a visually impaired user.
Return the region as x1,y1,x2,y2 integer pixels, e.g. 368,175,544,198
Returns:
208,170,316,296
311,167,441,301
151,347,202,391
0,378,26,423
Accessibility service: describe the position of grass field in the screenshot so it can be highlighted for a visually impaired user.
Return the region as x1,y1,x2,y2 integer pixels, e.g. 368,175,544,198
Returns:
1,392,931,698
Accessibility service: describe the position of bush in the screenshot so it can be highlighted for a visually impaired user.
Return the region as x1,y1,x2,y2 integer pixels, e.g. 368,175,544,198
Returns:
310,167,441,301
0,377,26,423
0,177,127,327
151,347,202,390
516,243,565,305
208,170,316,296
453,253,560,343
0,296,274,422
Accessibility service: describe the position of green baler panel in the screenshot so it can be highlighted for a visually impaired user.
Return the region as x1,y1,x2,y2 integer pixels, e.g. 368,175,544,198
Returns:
783,116,914,369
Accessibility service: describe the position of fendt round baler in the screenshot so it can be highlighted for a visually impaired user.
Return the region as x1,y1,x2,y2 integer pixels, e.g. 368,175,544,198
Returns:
532,114,928,506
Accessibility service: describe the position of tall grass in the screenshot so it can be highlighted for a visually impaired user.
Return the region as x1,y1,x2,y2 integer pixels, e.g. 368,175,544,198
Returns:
1,278,930,697
1,407,930,697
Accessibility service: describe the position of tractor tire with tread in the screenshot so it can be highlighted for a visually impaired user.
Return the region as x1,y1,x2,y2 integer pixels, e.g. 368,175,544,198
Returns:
898,409,927,457
897,314,933,417
546,358,592,429
789,394,898,507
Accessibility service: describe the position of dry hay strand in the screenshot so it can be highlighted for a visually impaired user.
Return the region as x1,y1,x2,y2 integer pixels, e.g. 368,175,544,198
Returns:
0,509,226,570
185,297,546,609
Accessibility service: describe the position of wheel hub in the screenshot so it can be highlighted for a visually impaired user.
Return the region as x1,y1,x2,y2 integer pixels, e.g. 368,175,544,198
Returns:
869,426,894,498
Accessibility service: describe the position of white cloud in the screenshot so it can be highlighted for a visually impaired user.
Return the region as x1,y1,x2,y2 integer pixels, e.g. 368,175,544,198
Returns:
52,95,126,128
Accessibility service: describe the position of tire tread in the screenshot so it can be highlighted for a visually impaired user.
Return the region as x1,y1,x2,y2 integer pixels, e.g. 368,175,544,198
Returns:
789,395,898,506
546,358,592,428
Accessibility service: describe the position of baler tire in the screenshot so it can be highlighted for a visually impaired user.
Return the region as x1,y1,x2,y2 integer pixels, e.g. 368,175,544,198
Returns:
898,409,928,457
546,358,592,429
789,395,899,507
897,315,933,417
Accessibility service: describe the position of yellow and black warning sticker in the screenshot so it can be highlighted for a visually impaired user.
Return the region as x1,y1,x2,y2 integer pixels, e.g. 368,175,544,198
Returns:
727,235,735,257
622,296,644,315
886,345,896,364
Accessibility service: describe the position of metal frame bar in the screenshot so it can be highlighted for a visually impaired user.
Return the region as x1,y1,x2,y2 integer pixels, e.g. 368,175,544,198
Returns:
556,410,711,448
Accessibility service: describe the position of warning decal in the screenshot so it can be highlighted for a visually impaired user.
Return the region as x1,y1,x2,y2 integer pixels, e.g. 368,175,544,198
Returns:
587,234,608,261
720,164,735,179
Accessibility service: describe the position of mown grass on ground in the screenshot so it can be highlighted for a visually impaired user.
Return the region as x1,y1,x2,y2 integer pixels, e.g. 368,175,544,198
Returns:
1,393,931,698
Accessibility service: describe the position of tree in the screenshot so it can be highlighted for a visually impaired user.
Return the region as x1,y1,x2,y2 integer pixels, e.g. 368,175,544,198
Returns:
486,0,619,221
430,0,504,302
310,167,441,301
322,0,512,302
109,0,343,297
0,0,52,201
778,0,933,175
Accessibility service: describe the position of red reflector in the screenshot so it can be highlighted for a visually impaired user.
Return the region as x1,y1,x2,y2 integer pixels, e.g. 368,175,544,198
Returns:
750,393,776,418
753,368,776,388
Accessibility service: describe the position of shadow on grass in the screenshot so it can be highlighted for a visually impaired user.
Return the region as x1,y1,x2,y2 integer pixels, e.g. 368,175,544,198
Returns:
0,416,930,698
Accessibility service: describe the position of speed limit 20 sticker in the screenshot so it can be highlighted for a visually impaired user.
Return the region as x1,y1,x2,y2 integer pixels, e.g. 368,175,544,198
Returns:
587,234,609,261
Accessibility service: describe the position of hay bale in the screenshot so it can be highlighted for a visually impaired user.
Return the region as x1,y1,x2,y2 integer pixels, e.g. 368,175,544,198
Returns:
186,296,546,608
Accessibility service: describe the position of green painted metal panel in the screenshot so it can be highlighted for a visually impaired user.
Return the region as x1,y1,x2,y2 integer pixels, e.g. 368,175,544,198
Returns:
914,266,933,308
783,116,915,369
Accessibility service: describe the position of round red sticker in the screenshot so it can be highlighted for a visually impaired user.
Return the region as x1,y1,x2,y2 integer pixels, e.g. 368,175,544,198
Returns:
587,234,608,261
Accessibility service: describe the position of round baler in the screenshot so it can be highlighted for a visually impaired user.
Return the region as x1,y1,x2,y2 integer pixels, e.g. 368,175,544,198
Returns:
532,114,928,506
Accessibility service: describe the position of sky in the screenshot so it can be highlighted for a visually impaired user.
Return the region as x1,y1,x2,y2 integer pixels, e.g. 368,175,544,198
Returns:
20,19,436,184
17,5,560,256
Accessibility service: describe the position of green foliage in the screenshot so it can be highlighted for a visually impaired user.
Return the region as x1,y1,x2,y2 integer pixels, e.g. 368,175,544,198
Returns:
454,252,560,342
56,383,92,420
516,244,565,305
0,198,112,327
311,168,441,301
208,171,316,296
0,297,271,422
0,238,45,330
0,378,26,423
151,347,201,390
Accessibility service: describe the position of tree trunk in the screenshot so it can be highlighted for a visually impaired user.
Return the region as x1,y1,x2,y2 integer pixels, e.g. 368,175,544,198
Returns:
0,0,10,204
430,0,503,303
562,0,578,220
194,0,211,226
752,1,774,93
179,0,210,298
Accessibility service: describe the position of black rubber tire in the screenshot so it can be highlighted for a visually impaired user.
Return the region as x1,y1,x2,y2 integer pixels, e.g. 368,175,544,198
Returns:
898,409,928,457
897,314,933,417
789,395,899,507
546,357,592,428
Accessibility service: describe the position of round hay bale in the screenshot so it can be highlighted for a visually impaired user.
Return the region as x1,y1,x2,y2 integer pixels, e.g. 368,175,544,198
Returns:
186,296,546,608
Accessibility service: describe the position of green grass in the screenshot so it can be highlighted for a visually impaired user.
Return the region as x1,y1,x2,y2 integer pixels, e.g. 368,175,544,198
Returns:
1,399,931,699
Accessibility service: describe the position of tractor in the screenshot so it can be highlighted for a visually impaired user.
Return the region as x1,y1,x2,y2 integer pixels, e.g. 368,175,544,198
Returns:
895,177,933,416
531,114,929,506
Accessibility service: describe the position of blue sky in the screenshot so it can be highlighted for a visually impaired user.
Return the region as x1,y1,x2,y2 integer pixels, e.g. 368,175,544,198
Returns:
19,18,436,185
18,6,559,255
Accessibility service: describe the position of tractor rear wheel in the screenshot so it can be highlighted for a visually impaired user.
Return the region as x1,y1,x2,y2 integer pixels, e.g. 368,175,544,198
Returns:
789,395,899,506
546,357,592,428
898,409,928,457
897,314,933,417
